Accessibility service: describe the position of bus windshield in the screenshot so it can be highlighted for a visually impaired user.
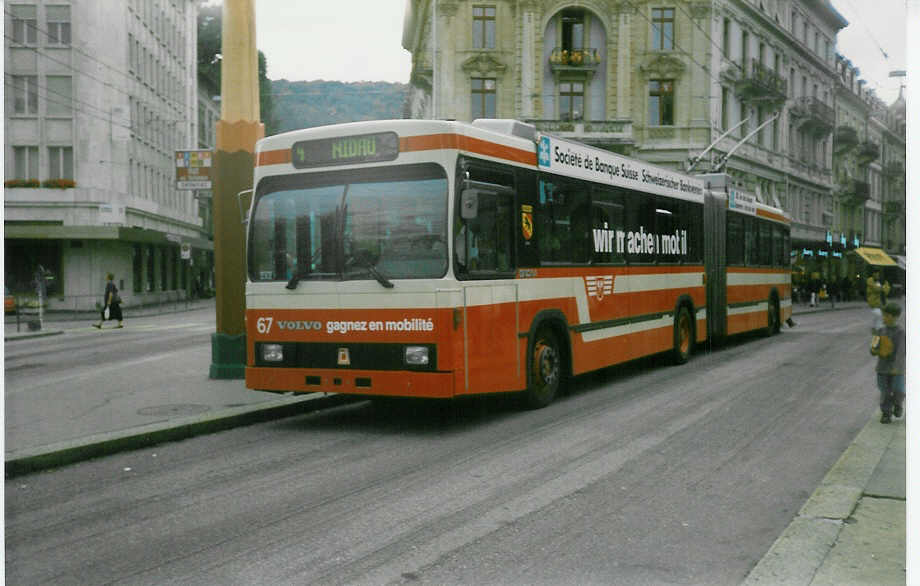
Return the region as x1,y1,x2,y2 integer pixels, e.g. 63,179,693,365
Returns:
249,164,448,285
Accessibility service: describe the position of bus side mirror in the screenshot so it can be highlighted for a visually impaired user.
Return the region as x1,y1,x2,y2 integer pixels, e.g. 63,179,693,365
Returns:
460,189,479,220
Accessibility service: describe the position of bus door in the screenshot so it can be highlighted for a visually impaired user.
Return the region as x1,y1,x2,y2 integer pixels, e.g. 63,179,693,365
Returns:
455,181,521,394
704,189,727,338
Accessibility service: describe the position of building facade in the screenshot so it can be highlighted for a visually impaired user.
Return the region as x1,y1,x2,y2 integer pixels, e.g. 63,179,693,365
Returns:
193,71,221,295
402,0,906,284
4,0,212,309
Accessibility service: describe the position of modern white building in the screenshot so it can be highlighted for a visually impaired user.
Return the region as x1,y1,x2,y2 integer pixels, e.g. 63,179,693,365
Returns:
4,0,212,310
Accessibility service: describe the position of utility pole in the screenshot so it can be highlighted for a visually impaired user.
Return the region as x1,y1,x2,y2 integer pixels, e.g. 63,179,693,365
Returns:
209,0,263,379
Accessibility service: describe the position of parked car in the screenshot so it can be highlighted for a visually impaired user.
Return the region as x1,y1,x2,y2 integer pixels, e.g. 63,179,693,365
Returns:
5,286,16,314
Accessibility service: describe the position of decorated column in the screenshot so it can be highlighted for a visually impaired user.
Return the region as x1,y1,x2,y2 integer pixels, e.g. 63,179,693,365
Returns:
209,0,264,378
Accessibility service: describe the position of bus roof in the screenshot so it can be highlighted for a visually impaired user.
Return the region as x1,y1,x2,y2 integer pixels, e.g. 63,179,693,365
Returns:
255,119,782,211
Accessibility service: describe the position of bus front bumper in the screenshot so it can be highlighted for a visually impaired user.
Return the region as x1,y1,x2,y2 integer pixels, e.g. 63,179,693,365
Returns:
246,367,456,399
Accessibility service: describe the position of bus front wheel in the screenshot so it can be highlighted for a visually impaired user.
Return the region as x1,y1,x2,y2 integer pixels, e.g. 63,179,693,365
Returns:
524,329,562,409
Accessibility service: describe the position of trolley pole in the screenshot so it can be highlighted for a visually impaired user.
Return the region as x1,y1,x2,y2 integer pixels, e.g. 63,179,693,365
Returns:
209,0,263,379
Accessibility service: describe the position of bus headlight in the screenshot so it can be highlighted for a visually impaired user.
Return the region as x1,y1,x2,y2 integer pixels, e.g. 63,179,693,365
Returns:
404,346,429,366
262,343,284,362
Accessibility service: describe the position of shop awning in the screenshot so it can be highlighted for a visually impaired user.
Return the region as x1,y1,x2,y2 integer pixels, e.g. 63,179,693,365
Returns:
852,247,897,267
891,254,907,271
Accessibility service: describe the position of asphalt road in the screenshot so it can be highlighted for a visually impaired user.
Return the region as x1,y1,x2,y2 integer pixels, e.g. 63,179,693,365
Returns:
5,307,877,585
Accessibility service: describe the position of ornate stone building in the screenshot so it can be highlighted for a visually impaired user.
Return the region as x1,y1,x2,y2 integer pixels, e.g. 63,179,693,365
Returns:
832,55,905,258
402,0,906,278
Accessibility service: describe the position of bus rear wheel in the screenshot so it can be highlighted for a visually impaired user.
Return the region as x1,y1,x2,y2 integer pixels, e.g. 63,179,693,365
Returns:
765,297,780,336
672,306,693,364
523,329,562,409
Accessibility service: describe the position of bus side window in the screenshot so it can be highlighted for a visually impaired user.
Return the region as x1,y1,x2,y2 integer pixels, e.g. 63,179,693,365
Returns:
726,214,744,265
759,220,773,266
782,229,791,267
624,191,657,264
654,198,678,264
456,163,516,277
679,199,704,264
538,178,589,264
455,187,514,276
772,224,784,268
743,216,757,266
591,188,625,264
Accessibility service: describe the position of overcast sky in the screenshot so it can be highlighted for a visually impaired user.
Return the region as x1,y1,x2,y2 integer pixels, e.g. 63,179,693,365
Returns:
247,0,907,105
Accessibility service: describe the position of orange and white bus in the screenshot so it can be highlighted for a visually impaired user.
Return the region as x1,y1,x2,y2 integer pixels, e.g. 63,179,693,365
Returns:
245,119,791,407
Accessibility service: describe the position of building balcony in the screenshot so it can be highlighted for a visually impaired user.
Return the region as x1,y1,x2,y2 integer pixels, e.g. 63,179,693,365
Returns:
857,140,880,163
735,61,787,105
833,125,858,154
791,97,834,137
837,179,870,207
526,119,633,145
884,160,904,178
883,201,903,216
549,47,601,73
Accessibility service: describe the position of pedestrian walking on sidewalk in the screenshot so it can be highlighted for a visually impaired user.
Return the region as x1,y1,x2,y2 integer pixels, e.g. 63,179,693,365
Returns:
92,272,124,329
866,269,891,333
870,302,904,424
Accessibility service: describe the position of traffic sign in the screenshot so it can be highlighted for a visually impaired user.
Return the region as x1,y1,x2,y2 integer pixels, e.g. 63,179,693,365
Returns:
175,150,213,190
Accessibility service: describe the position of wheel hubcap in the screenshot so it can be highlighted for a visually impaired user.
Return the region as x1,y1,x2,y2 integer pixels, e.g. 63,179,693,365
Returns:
535,343,559,387
679,315,690,353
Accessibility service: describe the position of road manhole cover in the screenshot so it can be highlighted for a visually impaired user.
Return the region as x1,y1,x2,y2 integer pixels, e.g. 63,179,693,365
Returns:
137,404,211,417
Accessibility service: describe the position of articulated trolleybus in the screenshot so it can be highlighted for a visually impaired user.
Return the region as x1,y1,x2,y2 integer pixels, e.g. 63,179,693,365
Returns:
246,119,791,408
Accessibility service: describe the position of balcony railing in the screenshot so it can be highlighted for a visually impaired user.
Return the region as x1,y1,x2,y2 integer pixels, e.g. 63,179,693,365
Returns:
837,179,870,206
736,60,787,104
791,97,834,136
857,140,880,163
884,161,904,178
883,201,903,216
833,125,858,153
525,119,633,144
549,47,601,72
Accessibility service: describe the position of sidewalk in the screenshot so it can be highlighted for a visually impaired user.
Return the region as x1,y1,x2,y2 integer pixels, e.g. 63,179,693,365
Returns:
4,300,906,584
743,416,906,585
4,296,219,341
5,301,357,475
744,299,908,584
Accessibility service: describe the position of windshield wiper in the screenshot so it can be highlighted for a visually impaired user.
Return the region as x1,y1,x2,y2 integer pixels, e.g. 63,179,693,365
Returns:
285,271,305,290
345,252,394,289
286,246,323,290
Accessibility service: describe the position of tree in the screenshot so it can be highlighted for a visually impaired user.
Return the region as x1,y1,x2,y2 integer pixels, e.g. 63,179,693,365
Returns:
259,51,276,134
197,2,276,134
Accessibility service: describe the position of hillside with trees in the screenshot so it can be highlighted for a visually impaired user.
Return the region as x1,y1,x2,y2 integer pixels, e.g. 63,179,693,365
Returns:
196,5,407,135
269,79,408,134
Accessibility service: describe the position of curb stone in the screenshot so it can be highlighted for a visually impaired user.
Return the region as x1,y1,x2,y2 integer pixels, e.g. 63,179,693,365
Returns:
742,416,899,585
5,393,358,478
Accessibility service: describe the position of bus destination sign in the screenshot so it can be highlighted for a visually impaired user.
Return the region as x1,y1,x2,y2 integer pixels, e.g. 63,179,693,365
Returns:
291,132,399,168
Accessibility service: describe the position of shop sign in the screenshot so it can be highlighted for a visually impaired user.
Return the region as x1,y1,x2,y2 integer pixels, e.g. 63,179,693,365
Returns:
818,250,828,257
840,233,847,248
802,248,814,257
